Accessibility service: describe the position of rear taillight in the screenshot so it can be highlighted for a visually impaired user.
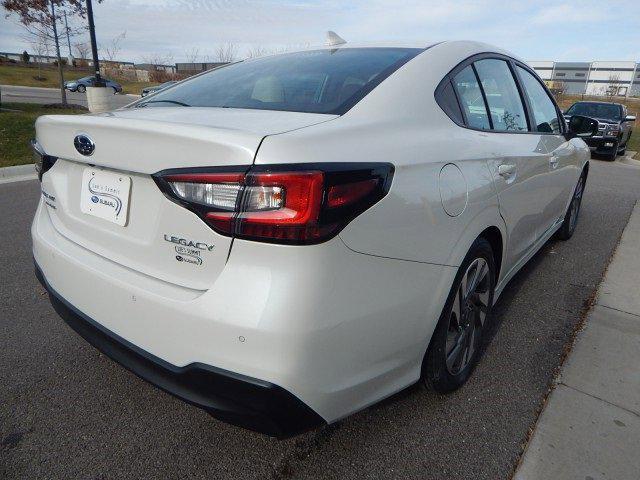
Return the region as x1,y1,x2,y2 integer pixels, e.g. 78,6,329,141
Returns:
154,163,394,245
31,139,57,181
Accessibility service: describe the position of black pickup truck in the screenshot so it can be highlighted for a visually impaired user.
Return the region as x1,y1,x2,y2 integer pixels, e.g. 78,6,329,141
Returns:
564,101,635,161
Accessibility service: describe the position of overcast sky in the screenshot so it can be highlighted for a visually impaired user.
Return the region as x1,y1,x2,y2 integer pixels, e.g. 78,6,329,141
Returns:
1,0,639,63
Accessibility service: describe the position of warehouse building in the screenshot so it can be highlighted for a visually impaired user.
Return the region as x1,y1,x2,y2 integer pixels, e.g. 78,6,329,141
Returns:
530,60,639,96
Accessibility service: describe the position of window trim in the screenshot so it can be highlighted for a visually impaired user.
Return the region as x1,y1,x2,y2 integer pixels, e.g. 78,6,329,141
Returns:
435,52,566,136
471,62,495,130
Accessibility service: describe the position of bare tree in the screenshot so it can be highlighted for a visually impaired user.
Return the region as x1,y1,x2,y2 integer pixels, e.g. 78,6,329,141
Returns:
101,30,126,62
3,0,91,106
73,41,90,61
214,42,238,63
606,74,620,97
184,47,199,63
245,42,310,59
245,45,270,59
143,52,174,68
30,31,51,80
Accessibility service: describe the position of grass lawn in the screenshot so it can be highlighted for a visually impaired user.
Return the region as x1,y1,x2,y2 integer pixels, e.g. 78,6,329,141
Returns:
0,64,86,89
0,102,86,168
117,78,156,95
627,129,640,157
0,64,155,95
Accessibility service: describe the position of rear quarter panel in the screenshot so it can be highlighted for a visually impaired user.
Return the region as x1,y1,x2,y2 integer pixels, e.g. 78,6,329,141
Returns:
255,41,508,270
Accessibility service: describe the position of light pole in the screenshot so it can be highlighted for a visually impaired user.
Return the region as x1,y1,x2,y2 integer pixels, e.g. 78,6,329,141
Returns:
86,0,104,87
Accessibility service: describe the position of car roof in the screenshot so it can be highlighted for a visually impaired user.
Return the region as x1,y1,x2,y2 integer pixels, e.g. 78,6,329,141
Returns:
248,40,521,62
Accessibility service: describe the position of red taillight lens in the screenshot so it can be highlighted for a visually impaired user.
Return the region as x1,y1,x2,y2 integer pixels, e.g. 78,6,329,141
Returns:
327,179,378,208
154,164,393,245
235,172,325,242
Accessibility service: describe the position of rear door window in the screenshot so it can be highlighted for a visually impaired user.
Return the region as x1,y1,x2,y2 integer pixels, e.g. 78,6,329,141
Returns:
474,59,528,132
452,65,490,130
517,66,562,134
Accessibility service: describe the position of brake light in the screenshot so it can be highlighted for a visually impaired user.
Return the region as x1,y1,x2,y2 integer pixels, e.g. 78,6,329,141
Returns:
31,139,57,181
154,164,394,245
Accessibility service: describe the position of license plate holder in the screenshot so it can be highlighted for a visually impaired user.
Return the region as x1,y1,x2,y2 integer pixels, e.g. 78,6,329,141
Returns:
80,168,131,226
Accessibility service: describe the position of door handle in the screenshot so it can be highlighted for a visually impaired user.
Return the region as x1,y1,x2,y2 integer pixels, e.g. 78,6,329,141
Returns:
549,156,559,169
498,164,516,177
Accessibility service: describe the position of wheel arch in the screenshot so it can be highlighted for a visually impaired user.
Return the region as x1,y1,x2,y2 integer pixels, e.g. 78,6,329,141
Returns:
478,226,504,283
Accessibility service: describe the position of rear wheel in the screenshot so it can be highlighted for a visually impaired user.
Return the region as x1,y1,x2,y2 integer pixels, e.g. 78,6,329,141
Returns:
555,172,586,241
76,84,86,93
422,238,495,393
112,87,118,94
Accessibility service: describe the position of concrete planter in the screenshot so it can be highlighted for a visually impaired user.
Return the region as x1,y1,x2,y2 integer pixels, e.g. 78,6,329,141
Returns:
86,86,115,113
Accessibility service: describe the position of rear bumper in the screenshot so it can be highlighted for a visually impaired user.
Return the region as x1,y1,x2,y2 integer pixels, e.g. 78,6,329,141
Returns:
35,262,325,438
32,193,454,430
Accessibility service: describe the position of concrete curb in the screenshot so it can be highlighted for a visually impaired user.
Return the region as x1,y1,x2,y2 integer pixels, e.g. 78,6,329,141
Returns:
0,164,37,184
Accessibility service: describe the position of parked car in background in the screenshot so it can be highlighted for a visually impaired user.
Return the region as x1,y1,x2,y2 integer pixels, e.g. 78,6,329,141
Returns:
564,101,635,160
33,41,595,438
141,81,178,97
64,76,123,94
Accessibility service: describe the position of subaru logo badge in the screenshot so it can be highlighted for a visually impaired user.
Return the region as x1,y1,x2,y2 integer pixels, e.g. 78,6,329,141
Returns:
74,134,95,156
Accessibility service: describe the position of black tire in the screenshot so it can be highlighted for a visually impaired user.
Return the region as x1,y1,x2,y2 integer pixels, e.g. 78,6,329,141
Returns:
112,87,118,94
605,141,618,161
421,237,495,393
76,84,86,93
555,172,586,241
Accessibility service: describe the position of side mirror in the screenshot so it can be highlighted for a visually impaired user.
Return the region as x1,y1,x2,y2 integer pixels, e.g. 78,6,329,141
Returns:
625,115,636,122
567,115,598,138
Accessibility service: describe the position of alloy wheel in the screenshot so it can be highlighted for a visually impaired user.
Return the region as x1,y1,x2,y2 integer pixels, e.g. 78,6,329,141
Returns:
445,258,490,375
569,177,584,232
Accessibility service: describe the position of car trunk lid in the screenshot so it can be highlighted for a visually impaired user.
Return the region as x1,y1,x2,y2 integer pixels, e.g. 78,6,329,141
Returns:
36,108,336,290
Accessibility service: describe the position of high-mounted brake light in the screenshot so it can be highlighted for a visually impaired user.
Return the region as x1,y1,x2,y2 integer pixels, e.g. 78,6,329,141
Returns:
154,163,394,245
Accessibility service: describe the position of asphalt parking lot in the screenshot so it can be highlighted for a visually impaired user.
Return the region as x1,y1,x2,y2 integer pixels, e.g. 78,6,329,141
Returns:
1,159,639,480
0,85,138,108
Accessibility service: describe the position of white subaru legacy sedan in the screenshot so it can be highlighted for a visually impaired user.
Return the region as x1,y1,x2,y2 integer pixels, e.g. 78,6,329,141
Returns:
32,41,595,438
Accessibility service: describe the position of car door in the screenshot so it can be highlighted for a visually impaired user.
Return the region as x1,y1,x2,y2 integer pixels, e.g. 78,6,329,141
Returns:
453,58,550,272
515,65,579,231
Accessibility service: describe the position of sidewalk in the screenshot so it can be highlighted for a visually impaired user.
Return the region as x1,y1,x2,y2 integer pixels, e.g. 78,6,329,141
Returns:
515,201,640,480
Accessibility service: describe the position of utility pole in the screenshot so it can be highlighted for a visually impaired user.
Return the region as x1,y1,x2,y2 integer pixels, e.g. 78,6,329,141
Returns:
64,11,73,60
628,63,638,99
86,0,104,87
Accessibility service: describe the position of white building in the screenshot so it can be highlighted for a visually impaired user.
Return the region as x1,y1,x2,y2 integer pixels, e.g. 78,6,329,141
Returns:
530,60,640,97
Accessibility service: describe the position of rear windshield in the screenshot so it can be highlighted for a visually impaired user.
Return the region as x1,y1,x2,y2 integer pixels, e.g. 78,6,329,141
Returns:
567,102,621,120
135,47,422,115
